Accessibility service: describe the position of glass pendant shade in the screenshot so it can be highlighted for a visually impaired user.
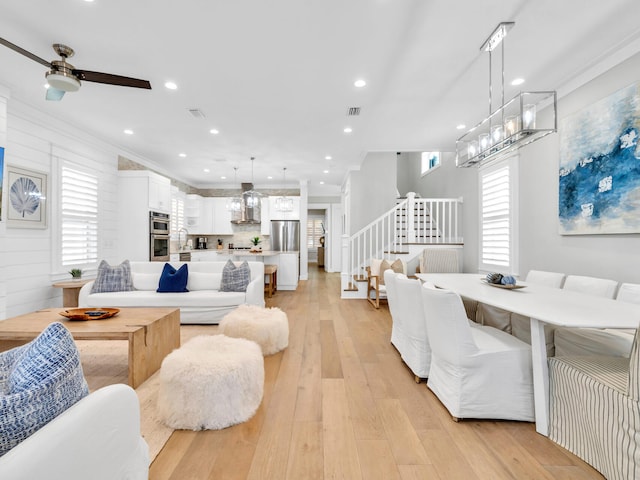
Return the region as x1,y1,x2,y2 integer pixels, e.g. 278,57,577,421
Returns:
275,167,294,212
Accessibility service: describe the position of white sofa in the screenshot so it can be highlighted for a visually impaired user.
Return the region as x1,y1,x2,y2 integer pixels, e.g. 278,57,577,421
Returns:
0,384,149,480
78,261,265,324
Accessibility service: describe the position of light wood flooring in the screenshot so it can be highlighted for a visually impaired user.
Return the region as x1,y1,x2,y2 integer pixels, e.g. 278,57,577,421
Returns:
96,267,603,479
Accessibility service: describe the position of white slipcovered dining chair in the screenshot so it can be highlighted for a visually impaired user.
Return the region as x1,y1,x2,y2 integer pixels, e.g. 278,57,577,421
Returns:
383,269,401,328
555,282,639,358
554,275,623,356
562,274,618,298
420,282,535,421
386,272,431,381
508,270,566,355
478,269,565,356
549,326,640,480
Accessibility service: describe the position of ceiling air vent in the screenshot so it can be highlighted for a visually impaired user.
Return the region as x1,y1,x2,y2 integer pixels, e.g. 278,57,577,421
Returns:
187,108,206,119
347,106,361,116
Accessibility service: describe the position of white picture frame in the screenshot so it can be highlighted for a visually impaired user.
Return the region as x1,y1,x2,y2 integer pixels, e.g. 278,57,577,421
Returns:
7,165,47,229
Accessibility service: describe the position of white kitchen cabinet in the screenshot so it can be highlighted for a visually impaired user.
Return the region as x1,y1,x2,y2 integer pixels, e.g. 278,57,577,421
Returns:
199,197,214,234
190,250,220,262
185,194,202,230
187,194,214,234
148,173,172,213
277,253,299,290
212,197,234,234
268,196,300,221
119,170,172,214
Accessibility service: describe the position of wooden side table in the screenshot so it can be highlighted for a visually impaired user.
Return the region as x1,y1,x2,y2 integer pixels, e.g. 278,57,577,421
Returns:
52,279,93,307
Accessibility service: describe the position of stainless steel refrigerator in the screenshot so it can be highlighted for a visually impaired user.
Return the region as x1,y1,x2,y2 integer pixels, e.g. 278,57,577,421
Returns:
270,220,300,251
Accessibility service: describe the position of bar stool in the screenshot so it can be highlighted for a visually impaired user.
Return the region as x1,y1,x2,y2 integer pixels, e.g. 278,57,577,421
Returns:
264,264,278,298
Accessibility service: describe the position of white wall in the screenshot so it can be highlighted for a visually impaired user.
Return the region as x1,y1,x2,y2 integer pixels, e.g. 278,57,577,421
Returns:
1,97,121,319
518,51,640,283
396,152,421,196
349,152,398,234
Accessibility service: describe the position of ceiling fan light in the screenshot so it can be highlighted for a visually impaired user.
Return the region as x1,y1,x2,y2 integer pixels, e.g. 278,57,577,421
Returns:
46,72,80,92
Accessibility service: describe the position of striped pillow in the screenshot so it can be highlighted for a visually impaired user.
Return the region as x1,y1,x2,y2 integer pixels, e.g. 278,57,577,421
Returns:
220,260,251,292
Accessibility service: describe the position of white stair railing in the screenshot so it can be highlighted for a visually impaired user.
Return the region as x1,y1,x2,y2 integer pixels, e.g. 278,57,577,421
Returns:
342,195,463,284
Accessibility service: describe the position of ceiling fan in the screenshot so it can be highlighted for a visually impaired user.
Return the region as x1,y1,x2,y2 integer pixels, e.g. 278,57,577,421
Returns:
0,36,151,101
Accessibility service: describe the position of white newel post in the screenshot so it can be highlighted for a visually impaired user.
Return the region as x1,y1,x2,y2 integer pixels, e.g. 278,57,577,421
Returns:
406,192,416,243
341,234,350,290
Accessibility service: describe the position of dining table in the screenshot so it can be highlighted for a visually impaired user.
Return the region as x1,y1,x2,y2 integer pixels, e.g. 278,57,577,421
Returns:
416,273,640,436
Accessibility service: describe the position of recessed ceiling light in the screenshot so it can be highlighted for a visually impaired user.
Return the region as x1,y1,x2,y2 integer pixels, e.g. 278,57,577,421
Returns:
456,124,466,130
320,181,325,185
323,170,329,174
178,153,187,158
204,168,211,173
209,129,219,135
267,176,273,180
325,155,332,160
511,78,525,86
343,127,353,134
354,79,367,88
164,81,178,90
123,129,134,135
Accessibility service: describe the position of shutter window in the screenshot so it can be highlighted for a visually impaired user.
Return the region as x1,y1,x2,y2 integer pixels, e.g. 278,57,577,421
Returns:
307,219,324,248
171,194,185,237
61,165,99,267
481,163,510,268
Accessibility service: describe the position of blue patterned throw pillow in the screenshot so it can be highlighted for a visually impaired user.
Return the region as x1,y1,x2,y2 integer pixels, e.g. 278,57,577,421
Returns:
220,260,251,292
0,322,89,456
157,263,189,293
90,259,134,293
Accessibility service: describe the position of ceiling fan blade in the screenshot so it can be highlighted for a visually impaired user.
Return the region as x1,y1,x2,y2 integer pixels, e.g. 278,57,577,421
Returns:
45,86,66,101
72,69,151,89
0,36,51,67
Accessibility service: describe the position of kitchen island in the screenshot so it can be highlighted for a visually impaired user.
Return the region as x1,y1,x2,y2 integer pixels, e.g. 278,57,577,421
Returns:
184,249,299,291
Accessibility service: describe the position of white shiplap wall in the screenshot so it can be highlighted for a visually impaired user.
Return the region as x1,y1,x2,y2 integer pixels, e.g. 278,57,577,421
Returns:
1,97,121,319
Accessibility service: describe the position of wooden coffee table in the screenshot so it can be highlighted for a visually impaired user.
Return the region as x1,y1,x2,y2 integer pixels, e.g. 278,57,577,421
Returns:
0,307,180,388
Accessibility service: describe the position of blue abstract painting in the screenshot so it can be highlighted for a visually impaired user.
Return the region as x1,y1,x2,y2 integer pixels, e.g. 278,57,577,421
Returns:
559,83,640,234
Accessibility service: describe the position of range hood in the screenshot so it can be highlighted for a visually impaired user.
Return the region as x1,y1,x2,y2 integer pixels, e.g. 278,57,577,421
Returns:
230,183,262,224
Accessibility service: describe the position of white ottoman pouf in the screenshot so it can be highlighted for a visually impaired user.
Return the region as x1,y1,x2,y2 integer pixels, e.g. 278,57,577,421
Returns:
219,305,289,355
157,334,264,430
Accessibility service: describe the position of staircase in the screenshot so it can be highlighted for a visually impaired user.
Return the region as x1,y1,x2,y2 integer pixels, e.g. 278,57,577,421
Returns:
341,193,463,298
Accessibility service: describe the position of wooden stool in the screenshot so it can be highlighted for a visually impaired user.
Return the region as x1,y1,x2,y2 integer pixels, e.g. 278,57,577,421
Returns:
264,264,278,298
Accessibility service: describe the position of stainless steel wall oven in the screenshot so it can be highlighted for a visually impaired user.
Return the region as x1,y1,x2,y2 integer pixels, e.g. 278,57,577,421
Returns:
149,211,170,261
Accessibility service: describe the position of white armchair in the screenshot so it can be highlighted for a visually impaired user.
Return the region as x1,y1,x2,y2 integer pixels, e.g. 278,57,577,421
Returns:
420,282,534,421
0,383,149,480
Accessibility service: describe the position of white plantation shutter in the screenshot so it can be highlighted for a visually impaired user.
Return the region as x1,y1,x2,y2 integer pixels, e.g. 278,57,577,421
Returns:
307,218,324,247
171,194,185,237
61,165,99,267
480,162,510,269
